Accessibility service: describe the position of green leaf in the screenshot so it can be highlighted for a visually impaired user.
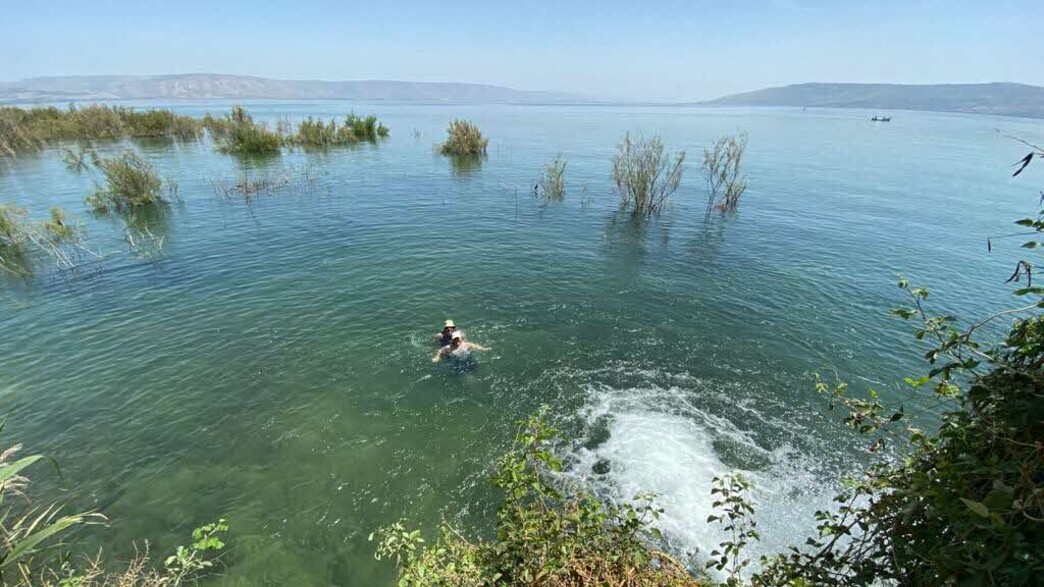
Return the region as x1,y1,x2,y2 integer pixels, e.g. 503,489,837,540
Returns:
2,512,89,568
0,455,43,485
960,498,990,518
1015,218,1036,226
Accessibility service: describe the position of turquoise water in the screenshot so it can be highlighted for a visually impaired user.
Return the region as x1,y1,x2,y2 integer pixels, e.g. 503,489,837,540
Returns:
2,103,1042,585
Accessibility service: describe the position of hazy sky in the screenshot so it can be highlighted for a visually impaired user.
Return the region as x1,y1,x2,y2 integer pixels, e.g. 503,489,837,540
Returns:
2,0,1040,101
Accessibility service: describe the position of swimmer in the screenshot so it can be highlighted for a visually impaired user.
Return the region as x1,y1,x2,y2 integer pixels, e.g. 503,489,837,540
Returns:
435,319,463,347
432,331,490,363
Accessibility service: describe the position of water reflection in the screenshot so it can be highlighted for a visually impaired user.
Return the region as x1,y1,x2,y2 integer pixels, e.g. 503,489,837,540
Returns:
448,154,484,176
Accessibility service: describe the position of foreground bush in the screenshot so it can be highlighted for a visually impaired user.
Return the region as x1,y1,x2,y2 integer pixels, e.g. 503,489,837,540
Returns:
203,106,282,155
85,151,167,213
439,119,488,156
373,412,700,587
612,133,685,215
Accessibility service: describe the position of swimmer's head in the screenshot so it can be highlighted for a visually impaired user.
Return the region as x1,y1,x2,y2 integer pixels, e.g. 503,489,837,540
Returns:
442,319,456,333
450,331,463,346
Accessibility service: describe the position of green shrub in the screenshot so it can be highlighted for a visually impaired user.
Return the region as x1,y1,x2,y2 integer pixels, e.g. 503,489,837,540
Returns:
345,113,389,141
85,151,166,213
612,132,685,215
537,154,568,200
439,119,488,156
373,411,701,587
204,106,282,155
288,116,351,149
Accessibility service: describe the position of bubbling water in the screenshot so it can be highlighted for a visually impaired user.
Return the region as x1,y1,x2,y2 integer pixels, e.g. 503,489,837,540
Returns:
566,380,842,576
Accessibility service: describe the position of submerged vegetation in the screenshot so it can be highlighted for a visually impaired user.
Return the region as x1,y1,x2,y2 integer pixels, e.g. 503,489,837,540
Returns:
439,119,488,156
612,132,685,215
286,113,389,149
703,133,749,212
0,104,202,157
0,204,82,277
536,155,568,200
374,411,701,587
203,106,282,156
85,151,170,213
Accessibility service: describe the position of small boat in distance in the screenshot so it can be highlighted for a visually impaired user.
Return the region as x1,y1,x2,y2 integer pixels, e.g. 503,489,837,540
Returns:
871,116,892,122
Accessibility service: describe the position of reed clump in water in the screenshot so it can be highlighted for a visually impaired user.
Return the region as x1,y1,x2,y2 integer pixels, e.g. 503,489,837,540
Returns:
703,132,748,212
0,105,203,157
612,132,685,215
203,106,282,156
85,151,168,213
0,204,82,278
287,114,389,149
346,113,389,141
536,154,568,201
439,119,488,156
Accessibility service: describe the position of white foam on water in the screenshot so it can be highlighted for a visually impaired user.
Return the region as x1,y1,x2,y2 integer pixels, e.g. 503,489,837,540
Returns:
568,381,841,577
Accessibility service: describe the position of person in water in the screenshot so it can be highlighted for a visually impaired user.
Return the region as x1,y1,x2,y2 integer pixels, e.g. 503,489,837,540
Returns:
432,331,490,363
435,319,463,347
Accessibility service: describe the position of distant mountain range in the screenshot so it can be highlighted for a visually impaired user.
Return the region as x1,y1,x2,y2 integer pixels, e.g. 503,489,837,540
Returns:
701,82,1044,119
2,75,1042,119
0,73,571,104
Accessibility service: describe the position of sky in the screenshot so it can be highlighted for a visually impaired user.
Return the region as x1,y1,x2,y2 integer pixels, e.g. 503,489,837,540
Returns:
1,0,1041,101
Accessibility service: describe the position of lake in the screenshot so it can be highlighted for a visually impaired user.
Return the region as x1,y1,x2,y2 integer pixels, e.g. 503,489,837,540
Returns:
1,102,1042,585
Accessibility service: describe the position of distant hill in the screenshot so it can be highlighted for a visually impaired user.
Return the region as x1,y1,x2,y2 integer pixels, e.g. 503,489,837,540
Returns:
702,82,1044,119
0,73,571,104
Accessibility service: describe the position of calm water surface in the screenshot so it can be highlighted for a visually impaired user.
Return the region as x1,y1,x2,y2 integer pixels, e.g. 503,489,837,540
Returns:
2,103,1042,585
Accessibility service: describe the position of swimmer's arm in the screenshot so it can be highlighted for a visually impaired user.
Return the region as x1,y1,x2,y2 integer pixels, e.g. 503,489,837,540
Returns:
469,343,491,351
431,349,445,363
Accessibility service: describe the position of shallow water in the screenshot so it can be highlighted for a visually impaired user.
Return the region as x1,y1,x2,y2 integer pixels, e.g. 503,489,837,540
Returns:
1,102,1042,585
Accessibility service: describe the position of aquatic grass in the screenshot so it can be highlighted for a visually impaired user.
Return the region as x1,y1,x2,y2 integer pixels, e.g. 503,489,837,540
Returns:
210,163,324,201
0,105,203,157
612,132,685,215
439,119,488,156
0,204,84,278
85,151,166,213
345,113,389,141
204,107,282,156
59,145,95,172
703,132,749,212
536,154,568,201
